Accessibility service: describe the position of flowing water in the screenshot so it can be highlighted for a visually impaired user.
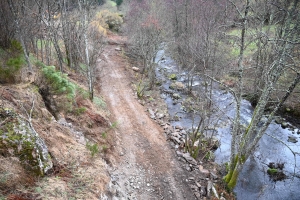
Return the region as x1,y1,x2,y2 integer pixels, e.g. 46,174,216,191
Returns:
155,50,300,200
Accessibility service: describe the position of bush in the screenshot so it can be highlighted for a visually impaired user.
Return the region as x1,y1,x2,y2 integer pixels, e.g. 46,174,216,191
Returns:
94,10,123,32
42,65,76,100
86,142,99,157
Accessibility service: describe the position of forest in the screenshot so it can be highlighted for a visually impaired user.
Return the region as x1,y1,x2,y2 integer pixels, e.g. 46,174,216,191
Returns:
0,0,299,199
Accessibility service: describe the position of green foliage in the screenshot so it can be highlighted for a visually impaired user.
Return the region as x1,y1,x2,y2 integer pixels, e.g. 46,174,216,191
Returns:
42,65,76,99
101,121,118,139
78,88,90,99
169,74,177,80
94,10,123,32
0,109,47,175
110,121,118,129
73,107,87,116
267,168,278,175
86,142,99,157
35,60,47,68
9,40,23,53
102,145,108,153
93,96,106,108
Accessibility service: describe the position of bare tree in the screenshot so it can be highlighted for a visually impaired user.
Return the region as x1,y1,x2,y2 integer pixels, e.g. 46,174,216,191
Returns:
78,0,105,100
126,0,167,89
7,0,33,70
224,0,300,189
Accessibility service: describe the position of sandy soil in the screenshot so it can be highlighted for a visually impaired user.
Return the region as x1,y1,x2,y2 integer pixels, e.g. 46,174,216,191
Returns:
100,35,196,199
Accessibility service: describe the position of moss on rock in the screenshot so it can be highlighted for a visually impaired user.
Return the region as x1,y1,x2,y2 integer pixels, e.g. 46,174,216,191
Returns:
0,108,52,176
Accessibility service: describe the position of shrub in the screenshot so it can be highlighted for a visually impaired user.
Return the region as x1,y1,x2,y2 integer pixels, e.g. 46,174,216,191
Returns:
94,10,123,32
42,65,76,100
86,142,99,157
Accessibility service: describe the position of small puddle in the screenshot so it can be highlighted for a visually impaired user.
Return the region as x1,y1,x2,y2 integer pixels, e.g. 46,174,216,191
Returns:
155,49,300,200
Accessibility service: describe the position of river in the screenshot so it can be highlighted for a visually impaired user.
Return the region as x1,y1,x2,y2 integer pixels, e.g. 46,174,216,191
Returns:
155,50,300,200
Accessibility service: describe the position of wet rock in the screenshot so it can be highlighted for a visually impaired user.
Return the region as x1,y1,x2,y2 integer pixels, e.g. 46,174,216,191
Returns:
172,93,181,99
181,129,187,135
175,125,183,130
288,135,298,143
170,82,185,90
274,117,283,125
281,122,288,129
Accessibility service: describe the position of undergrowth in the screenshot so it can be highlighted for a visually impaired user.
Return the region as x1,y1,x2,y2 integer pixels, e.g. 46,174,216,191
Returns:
41,65,76,100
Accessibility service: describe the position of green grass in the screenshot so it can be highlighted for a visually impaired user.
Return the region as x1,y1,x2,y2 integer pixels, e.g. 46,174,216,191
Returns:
86,142,99,157
42,65,76,99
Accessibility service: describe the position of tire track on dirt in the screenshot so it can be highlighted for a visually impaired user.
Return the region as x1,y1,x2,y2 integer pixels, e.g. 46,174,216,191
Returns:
100,41,196,200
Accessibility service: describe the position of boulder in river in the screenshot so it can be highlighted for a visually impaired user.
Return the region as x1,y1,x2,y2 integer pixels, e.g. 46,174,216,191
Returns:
169,74,177,80
288,135,298,143
169,82,185,90
172,93,181,99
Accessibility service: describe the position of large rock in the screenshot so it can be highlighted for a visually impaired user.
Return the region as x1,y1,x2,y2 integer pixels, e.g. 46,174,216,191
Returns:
288,135,298,143
170,82,185,90
0,108,53,175
172,93,181,99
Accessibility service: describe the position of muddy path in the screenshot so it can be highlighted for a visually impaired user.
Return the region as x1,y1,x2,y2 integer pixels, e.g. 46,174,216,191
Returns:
100,36,196,200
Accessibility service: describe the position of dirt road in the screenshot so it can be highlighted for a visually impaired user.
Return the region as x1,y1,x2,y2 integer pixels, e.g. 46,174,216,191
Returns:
100,36,196,200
